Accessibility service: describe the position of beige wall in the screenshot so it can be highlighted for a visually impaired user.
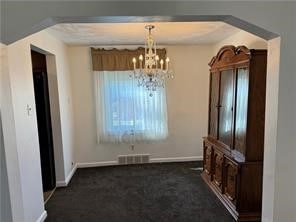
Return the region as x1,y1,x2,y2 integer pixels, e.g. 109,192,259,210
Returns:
69,30,267,165
0,44,13,222
4,31,75,222
213,30,267,51
0,43,25,222
68,44,213,164
0,113,12,222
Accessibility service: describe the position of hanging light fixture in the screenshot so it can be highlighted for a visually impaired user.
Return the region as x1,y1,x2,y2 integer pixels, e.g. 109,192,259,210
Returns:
131,25,174,96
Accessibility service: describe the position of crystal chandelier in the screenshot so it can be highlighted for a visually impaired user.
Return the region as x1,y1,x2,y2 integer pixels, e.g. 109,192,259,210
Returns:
131,25,174,96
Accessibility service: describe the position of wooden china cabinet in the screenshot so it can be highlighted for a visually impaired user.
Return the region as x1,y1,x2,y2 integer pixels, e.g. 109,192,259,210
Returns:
201,45,267,222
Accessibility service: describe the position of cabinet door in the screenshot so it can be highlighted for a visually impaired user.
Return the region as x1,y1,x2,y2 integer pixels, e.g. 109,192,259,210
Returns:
203,143,213,176
234,68,249,156
209,72,220,138
219,69,234,147
224,159,239,205
213,149,223,189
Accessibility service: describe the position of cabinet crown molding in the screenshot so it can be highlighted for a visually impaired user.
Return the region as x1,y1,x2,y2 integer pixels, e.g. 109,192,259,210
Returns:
209,45,251,68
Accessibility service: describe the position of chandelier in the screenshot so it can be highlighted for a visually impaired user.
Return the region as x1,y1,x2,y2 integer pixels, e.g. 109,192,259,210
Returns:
131,25,174,96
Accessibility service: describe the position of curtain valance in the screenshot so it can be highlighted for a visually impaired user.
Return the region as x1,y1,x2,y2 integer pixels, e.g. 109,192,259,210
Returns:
91,47,166,71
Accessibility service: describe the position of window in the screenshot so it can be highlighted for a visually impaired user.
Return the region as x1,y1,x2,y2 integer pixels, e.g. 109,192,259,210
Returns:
95,70,168,143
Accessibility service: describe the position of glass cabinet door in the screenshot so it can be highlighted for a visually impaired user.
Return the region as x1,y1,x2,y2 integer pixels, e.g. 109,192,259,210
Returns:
218,69,234,147
209,72,220,138
234,68,249,155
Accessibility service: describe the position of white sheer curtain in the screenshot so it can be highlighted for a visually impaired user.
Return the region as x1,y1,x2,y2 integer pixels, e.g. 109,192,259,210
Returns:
95,71,168,143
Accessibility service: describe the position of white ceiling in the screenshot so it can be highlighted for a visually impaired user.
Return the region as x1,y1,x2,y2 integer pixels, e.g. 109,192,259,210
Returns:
46,22,240,45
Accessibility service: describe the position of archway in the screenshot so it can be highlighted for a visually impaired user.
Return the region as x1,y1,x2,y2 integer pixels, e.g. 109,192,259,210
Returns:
1,14,281,222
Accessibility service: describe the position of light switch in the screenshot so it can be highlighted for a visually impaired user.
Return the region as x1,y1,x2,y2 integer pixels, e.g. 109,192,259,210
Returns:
27,104,33,116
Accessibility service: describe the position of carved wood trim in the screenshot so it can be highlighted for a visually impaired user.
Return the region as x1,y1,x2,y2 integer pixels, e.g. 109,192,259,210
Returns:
209,45,251,70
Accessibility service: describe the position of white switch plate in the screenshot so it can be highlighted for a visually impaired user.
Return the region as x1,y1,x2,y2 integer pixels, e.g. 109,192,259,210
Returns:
26,104,33,116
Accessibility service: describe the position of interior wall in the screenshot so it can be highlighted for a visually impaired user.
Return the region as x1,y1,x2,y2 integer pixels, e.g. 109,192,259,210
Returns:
0,113,13,222
5,31,75,222
69,30,267,165
263,37,281,222
68,44,213,164
46,55,65,183
213,30,267,51
0,43,24,222
273,8,296,218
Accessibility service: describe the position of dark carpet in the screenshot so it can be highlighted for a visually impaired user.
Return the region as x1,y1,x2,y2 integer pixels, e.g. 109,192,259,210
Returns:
45,162,234,222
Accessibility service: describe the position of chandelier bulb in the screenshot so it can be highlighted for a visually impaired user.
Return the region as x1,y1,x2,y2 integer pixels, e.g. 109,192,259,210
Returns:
132,57,136,70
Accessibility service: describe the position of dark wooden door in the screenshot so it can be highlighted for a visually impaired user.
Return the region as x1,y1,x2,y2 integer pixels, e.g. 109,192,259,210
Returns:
234,67,249,156
218,69,234,147
209,72,220,138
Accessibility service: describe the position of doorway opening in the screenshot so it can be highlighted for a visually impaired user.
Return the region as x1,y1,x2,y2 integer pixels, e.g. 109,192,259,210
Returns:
31,50,56,203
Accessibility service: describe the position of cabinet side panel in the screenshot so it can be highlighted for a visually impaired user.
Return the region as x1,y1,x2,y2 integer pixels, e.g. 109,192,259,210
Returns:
246,52,267,161
238,163,263,212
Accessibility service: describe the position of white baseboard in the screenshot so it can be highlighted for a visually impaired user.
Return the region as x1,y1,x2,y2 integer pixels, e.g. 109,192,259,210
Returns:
77,160,117,168
55,157,202,186
56,181,67,187
150,156,203,163
76,156,203,169
56,164,77,187
36,210,47,222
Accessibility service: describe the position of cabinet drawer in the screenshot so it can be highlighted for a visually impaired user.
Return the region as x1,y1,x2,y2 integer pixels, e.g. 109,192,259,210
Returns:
203,143,213,177
224,158,239,205
213,149,224,190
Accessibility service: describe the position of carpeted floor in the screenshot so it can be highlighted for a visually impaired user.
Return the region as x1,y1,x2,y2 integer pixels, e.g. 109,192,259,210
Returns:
45,162,234,222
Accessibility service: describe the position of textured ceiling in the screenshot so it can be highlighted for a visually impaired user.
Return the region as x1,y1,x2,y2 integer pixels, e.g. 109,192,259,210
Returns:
46,22,240,45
